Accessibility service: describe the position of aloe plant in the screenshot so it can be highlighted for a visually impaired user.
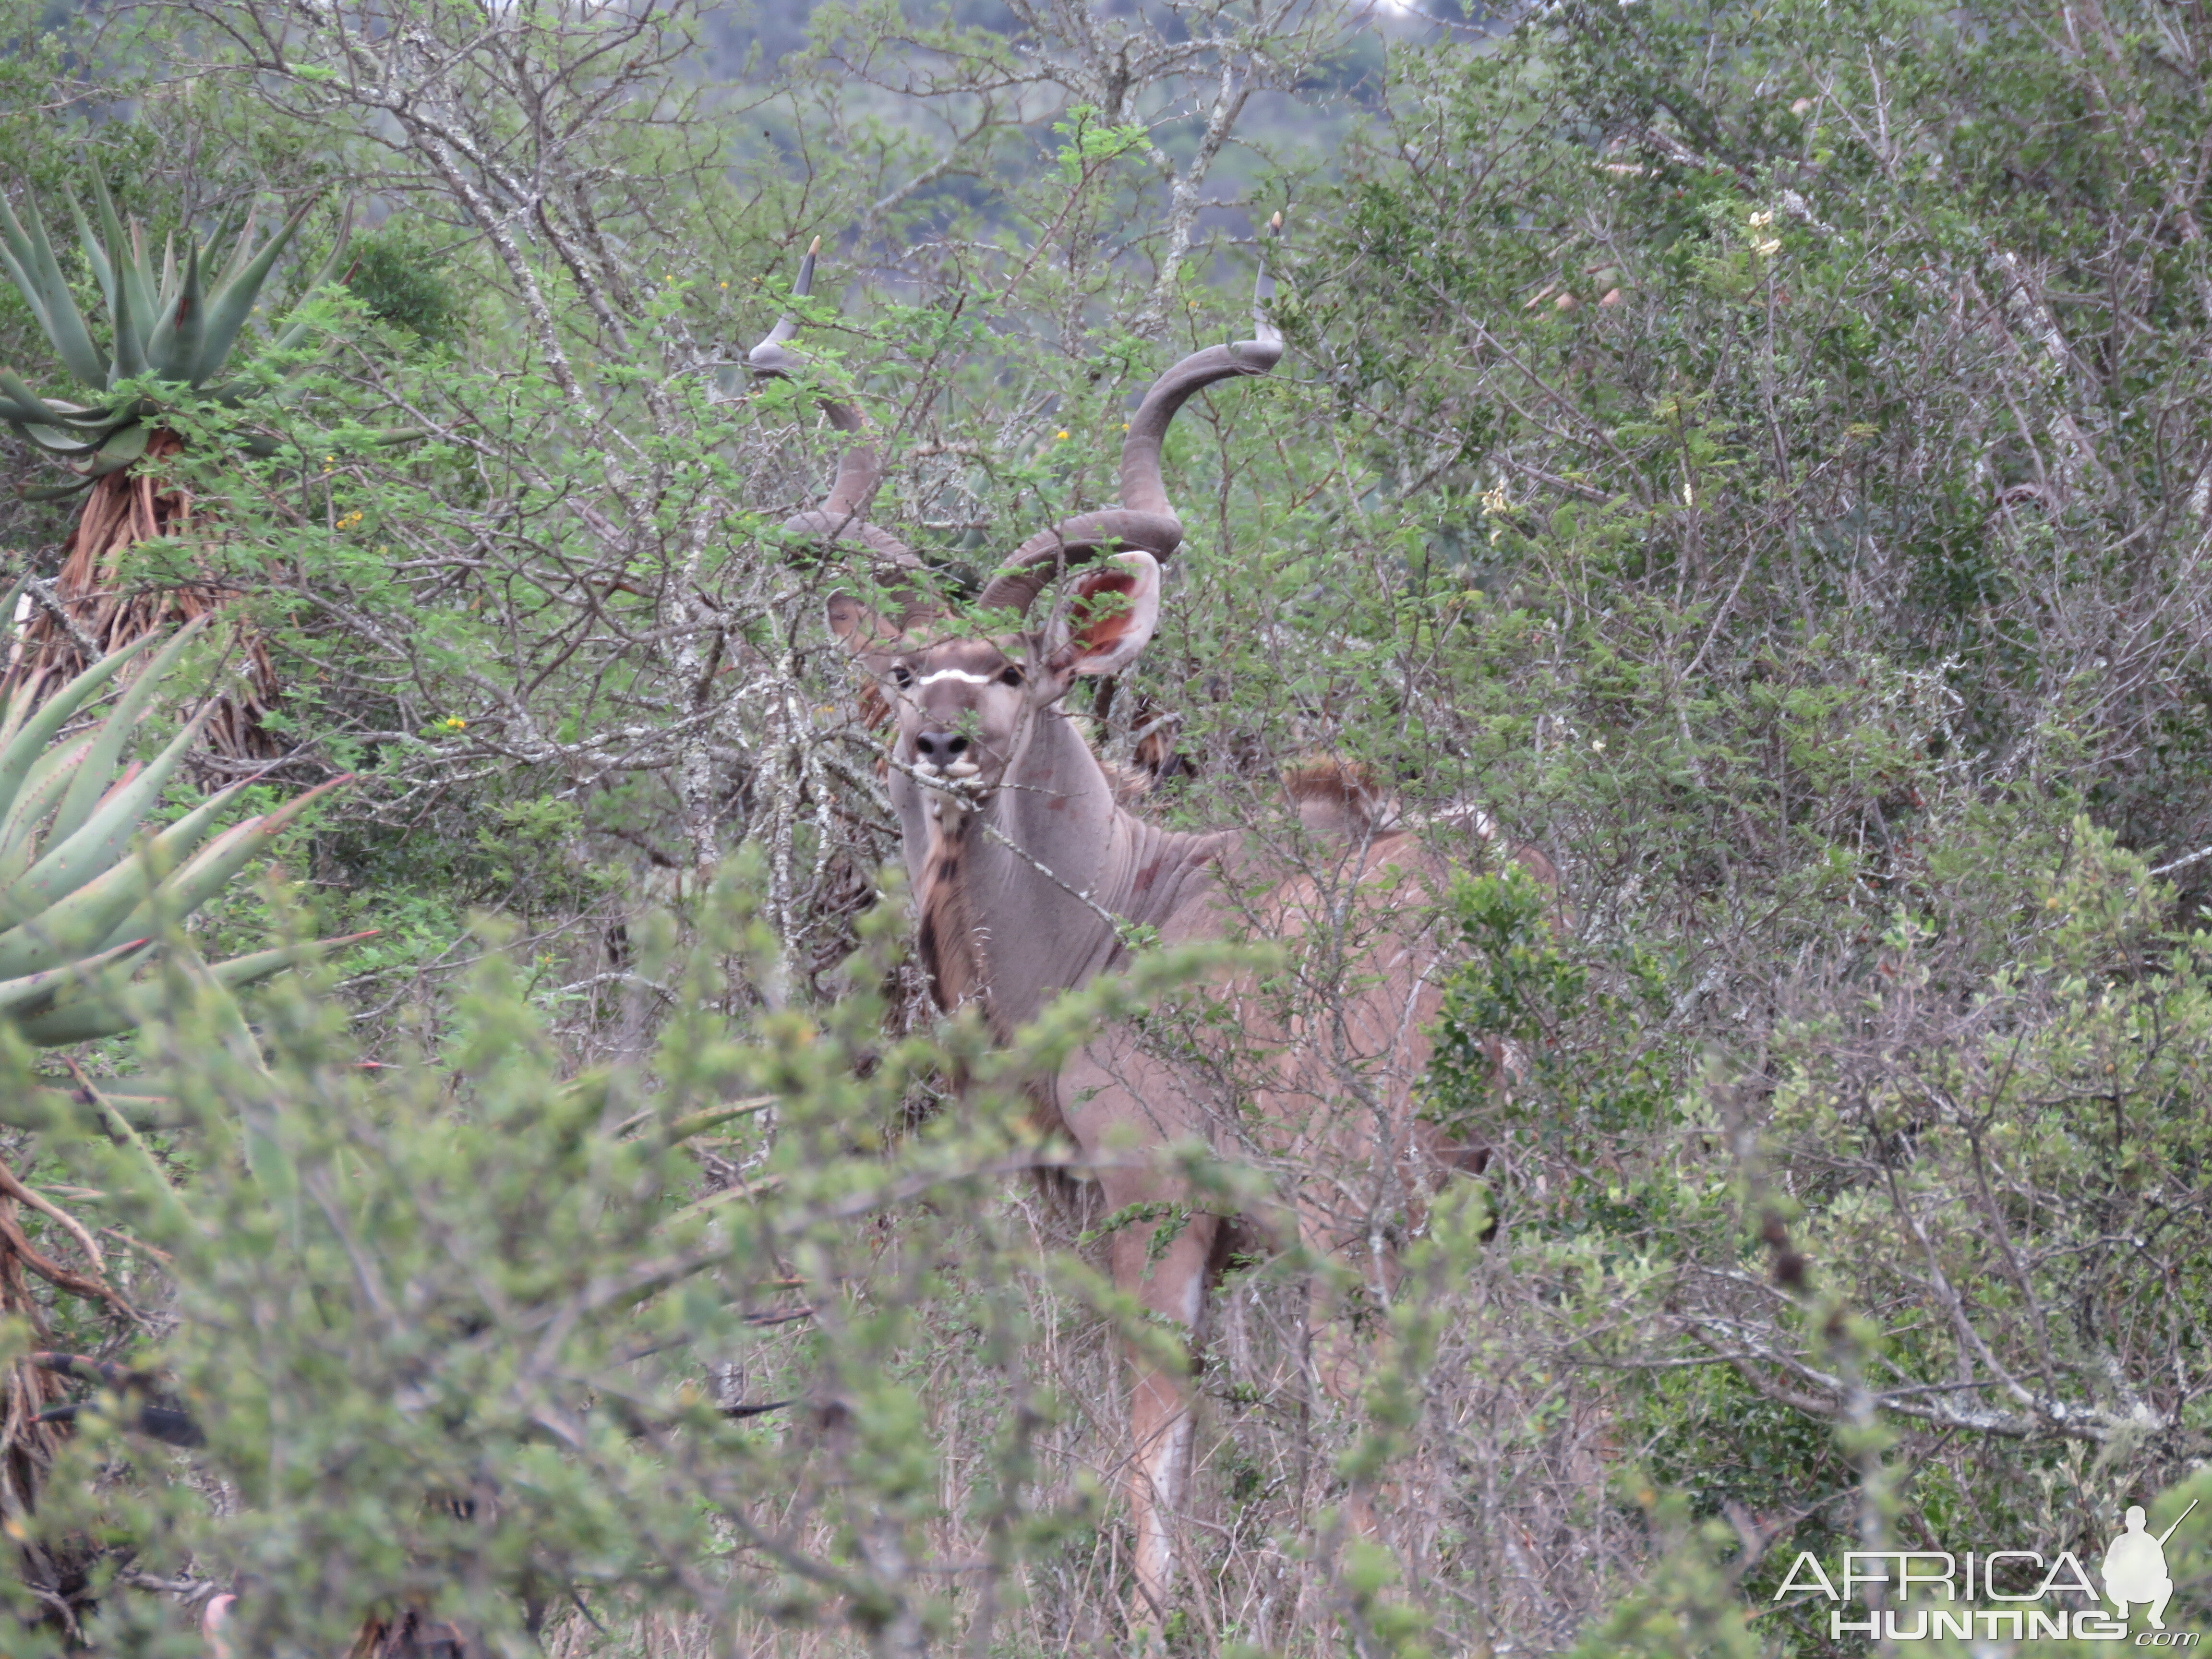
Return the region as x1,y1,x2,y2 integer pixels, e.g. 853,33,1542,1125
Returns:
0,175,419,742
0,179,367,498
0,612,362,1057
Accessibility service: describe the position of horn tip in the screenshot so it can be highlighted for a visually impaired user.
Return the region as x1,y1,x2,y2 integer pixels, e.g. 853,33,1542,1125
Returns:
1270,210,1284,233
807,234,822,255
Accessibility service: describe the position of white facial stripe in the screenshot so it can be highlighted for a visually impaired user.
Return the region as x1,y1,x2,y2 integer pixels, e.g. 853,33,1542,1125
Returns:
914,667,997,687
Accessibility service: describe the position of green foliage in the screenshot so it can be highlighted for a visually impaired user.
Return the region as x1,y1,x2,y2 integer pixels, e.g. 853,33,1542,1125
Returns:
342,219,469,347
1428,861,1677,1147
0,861,1242,1657
1050,105,1152,189
1558,1487,1763,1659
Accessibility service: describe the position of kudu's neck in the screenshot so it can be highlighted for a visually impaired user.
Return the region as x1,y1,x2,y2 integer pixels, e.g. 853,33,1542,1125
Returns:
898,706,1224,1039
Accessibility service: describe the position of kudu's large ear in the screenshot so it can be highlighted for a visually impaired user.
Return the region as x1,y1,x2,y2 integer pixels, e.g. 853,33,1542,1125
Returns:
826,592,906,672
1046,552,1160,676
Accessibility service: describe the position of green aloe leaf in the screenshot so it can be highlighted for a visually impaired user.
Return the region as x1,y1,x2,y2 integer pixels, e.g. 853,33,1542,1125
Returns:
92,817,258,955
27,932,373,1069
265,205,352,358
145,241,177,371
0,671,40,763
0,936,155,1023
0,702,217,930
36,400,125,431
214,201,259,290
0,772,262,983
68,195,115,319
0,837,178,982
0,192,106,391
24,199,108,391
150,240,205,384
194,197,316,384
0,197,51,333
48,614,212,848
96,775,351,952
0,736,96,871
0,369,77,429
87,179,155,352
0,632,166,840
88,178,152,358
205,931,376,995
0,391,58,426
71,443,145,481
86,421,150,473
108,255,145,384
17,423,104,457
16,479,95,503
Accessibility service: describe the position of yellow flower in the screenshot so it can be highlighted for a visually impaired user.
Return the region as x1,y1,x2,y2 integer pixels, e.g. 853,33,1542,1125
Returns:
1748,211,1773,229
1055,429,1070,441
439,716,467,733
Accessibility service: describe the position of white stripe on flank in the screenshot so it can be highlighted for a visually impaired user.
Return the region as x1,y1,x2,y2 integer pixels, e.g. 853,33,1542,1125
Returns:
916,667,996,686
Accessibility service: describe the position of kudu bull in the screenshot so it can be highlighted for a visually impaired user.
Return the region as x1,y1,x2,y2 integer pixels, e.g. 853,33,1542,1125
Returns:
751,234,1539,1614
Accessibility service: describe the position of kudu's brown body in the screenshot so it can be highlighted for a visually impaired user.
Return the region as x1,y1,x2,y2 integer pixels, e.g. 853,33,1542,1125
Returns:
752,235,1536,1615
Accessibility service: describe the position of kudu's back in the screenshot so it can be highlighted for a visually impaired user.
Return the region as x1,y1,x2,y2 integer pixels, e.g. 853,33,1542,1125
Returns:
1068,803,1519,1268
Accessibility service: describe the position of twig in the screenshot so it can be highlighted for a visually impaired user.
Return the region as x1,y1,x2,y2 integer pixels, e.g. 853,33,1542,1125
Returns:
0,1201,136,1319
2150,844,2212,878
119,1574,221,1605
0,1159,108,1283
99,1227,175,1269
0,1158,107,1276
20,574,102,667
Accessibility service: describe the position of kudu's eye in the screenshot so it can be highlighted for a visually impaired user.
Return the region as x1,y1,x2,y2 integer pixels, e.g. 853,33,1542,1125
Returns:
889,664,914,687
998,665,1025,688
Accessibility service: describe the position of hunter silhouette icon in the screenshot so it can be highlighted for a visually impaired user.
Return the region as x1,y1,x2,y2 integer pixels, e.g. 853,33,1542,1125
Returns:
2104,1500,2197,1629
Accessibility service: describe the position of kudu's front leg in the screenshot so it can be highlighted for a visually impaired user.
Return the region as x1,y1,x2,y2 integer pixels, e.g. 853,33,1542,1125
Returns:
1108,1205,1220,1631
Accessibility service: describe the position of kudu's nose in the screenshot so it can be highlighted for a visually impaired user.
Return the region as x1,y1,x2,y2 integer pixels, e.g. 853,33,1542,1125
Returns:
914,730,970,767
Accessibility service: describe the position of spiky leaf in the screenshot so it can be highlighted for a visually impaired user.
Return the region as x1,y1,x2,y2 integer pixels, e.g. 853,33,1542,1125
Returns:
48,615,211,847
194,198,316,384
0,192,104,390
151,240,206,384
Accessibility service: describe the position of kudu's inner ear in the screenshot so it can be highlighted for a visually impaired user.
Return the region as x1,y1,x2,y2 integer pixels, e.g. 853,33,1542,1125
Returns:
826,593,906,673
1048,553,1161,677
